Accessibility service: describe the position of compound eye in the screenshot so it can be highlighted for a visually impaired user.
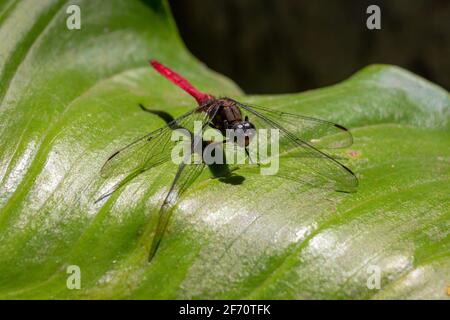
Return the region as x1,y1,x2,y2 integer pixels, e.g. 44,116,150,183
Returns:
246,122,255,130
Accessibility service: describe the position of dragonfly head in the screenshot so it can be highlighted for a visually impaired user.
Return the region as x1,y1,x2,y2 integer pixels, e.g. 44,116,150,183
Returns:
230,118,256,147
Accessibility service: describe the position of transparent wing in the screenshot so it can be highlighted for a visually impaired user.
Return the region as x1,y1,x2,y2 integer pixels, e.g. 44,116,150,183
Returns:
100,105,215,180
148,161,206,261
236,101,358,193
234,101,353,149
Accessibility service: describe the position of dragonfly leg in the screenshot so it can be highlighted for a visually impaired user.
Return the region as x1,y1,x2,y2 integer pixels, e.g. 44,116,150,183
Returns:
245,147,260,166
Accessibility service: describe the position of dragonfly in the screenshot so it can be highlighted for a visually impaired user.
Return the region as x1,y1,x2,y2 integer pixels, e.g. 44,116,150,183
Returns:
98,60,358,261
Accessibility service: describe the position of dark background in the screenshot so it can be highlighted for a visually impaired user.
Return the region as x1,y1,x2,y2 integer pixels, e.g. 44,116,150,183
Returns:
169,0,450,94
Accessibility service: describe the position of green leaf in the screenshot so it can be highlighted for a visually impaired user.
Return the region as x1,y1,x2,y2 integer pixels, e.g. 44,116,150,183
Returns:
0,0,448,299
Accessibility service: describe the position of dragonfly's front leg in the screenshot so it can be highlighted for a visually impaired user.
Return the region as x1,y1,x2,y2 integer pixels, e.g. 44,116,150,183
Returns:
221,139,259,166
